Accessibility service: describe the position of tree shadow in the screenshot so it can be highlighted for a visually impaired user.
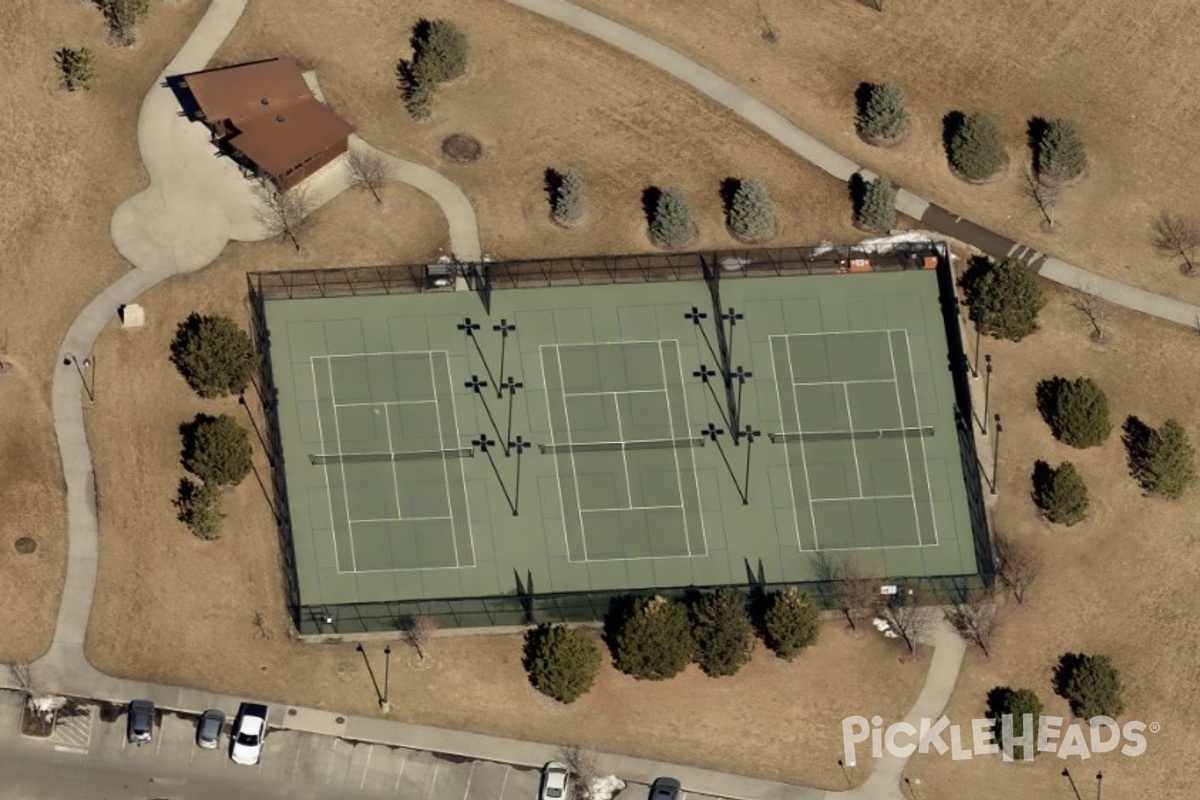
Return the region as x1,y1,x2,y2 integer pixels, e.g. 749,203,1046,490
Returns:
513,568,535,624
1052,651,1086,699
719,177,741,216
941,110,966,162
543,168,563,213
394,58,414,94
520,623,550,676
1026,116,1050,173
1122,415,1154,481
956,254,992,321
1035,377,1066,431
1030,459,1055,507
411,17,433,54
985,685,1014,720
854,82,874,132
601,594,637,660
847,173,868,217
178,413,216,471
640,186,663,228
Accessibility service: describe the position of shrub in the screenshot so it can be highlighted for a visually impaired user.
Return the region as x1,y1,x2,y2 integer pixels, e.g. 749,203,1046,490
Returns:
524,624,601,703
1138,418,1197,499
170,313,259,398
1037,119,1087,183
856,174,897,233
762,588,819,660
962,256,1045,341
690,588,754,677
181,414,253,487
1033,461,1089,525
949,112,1006,181
1059,653,1124,719
649,188,695,249
412,19,468,86
56,47,96,92
1038,377,1111,448
552,168,586,226
857,83,908,141
102,0,149,46
988,687,1043,760
726,178,775,240
174,478,223,541
614,596,694,680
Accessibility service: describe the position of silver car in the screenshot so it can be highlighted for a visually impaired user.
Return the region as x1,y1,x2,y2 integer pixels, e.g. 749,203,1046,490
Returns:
196,708,225,750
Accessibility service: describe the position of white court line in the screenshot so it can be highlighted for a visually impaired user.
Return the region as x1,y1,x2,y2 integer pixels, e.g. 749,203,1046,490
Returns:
539,347,574,563
781,338,822,551
555,338,675,348
769,340,802,555
555,345,591,562
563,388,668,397
582,504,685,514
429,352,461,569
791,378,897,387
442,351,477,568
548,437,697,448
322,349,451,358
612,391,634,507
311,360,345,574
326,358,359,572
661,340,695,557
887,333,923,546
351,515,453,524
382,404,404,519
903,331,941,546
668,339,708,557
811,494,915,503
842,385,864,497
782,329,898,337
334,399,435,408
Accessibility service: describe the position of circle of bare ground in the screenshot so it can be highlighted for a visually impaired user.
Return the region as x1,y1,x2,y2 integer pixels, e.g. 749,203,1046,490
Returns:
857,124,911,149
1178,263,1196,277
14,536,36,554
335,716,345,724
441,134,483,164
550,208,588,230
948,153,1010,185
725,218,777,245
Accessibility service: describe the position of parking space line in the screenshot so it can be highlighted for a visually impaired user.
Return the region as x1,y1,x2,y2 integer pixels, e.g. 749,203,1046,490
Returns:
461,762,477,800
360,746,375,789
155,725,165,756
290,744,303,778
326,739,339,784
498,766,511,800
393,750,410,794
430,763,442,798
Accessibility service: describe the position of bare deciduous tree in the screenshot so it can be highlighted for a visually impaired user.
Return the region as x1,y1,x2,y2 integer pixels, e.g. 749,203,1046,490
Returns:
992,530,1042,605
252,610,273,641
1152,211,1200,275
1069,284,1109,342
346,149,389,204
1021,167,1061,230
405,614,438,664
9,664,64,719
815,552,878,632
945,589,1001,657
560,744,599,800
883,591,934,658
254,179,312,252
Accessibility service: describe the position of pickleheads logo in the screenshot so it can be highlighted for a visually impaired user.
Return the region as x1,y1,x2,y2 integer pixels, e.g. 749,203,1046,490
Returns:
842,715,1156,762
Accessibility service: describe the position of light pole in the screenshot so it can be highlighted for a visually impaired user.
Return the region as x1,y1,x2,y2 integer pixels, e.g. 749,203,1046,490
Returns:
380,644,392,712
981,355,993,435
502,376,523,452
991,415,1002,496
508,436,529,516
492,319,517,399
694,364,730,428
63,354,95,404
732,366,752,442
741,426,761,505
1095,771,1103,800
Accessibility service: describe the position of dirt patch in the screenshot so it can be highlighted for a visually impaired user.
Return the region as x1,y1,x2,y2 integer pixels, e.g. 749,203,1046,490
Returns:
441,133,483,164
20,706,54,738
13,537,37,555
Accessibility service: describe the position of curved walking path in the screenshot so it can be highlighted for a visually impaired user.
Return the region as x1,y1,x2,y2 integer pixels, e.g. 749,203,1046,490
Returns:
506,0,1200,329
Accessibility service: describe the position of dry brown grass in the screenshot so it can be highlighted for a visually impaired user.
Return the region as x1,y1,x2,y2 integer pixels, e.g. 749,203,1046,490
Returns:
0,0,208,663
577,0,1200,304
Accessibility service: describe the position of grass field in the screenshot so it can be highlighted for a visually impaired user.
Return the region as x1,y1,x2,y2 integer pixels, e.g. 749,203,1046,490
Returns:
577,0,1200,306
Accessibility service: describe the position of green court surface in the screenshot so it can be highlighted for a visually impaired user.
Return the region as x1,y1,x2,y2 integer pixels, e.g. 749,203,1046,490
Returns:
262,269,982,617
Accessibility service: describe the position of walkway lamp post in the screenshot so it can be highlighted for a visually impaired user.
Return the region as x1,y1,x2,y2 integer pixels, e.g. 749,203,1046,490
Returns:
991,415,1002,496
64,354,95,404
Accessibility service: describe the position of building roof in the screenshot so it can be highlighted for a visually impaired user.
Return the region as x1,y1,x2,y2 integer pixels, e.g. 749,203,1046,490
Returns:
229,98,355,177
184,58,314,125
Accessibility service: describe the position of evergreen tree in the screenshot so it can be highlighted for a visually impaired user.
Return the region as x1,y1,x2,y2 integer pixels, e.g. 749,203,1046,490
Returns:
552,168,586,226
413,19,468,85
56,47,96,92
726,178,775,241
964,257,1045,341
614,596,694,680
524,624,601,704
993,687,1043,760
650,188,695,249
1037,119,1087,183
1062,654,1124,719
690,588,754,677
170,313,260,398
1041,377,1111,448
102,0,149,45
857,174,897,233
950,112,1006,181
762,588,819,660
174,478,223,541
181,414,253,487
1033,461,1089,525
1139,418,1197,499
857,83,909,141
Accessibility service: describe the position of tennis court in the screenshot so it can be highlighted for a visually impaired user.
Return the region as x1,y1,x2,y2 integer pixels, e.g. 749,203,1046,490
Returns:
260,261,982,627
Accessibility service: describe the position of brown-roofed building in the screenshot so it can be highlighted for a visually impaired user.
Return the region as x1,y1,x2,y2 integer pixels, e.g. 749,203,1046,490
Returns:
177,58,354,190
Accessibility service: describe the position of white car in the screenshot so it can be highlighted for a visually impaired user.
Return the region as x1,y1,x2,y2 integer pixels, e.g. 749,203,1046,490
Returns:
230,703,268,765
540,762,570,800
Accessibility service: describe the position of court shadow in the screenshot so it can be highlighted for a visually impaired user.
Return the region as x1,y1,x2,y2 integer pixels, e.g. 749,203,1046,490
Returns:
513,568,535,625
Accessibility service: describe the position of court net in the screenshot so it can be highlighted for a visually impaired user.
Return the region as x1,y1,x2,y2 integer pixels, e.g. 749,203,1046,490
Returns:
769,426,933,444
539,437,704,455
309,447,474,465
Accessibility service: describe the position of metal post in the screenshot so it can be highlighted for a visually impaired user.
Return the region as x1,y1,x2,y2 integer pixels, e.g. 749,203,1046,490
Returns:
991,415,1002,496
1095,772,1103,800
973,324,981,379
64,354,95,404
509,437,529,516
380,645,391,712
742,426,760,505
982,355,993,435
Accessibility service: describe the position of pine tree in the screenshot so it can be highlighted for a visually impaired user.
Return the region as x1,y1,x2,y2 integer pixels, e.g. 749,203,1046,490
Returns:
964,257,1045,341
614,596,694,680
174,478,223,540
524,624,601,703
857,175,897,233
1139,418,1197,499
649,188,695,249
950,112,1006,181
857,83,909,141
412,19,468,85
102,0,149,46
993,687,1043,760
1037,119,1087,183
726,178,775,241
1042,377,1111,448
170,313,260,398
181,414,253,487
1062,654,1124,719
690,588,754,677
56,47,97,92
1034,461,1089,525
552,168,586,226
762,588,819,660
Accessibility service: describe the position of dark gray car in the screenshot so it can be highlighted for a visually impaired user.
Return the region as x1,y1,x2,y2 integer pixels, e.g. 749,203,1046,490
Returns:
196,709,225,749
648,778,681,800
127,700,155,745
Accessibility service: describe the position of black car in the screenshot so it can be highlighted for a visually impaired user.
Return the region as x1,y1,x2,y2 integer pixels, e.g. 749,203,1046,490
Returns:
127,700,155,745
648,778,681,800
